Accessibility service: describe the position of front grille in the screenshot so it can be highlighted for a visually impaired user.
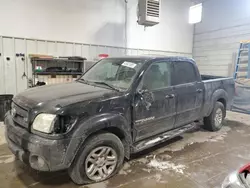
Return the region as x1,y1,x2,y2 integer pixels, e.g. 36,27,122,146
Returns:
12,103,29,129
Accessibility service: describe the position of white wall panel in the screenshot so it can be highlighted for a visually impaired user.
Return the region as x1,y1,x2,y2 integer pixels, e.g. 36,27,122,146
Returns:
0,0,193,53
74,44,82,56
195,24,250,42
98,46,109,56
15,39,27,93
26,40,37,80
3,38,16,94
47,42,57,56
56,42,66,57
0,35,192,95
81,45,91,60
37,41,47,55
65,43,73,57
127,0,193,52
0,0,194,95
195,0,250,33
193,0,250,77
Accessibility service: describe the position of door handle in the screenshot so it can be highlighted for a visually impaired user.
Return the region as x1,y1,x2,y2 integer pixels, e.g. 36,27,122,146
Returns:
165,94,175,99
196,89,203,93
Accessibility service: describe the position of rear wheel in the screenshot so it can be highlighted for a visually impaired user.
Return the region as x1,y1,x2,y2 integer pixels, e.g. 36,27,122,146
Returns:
204,101,226,132
68,132,124,185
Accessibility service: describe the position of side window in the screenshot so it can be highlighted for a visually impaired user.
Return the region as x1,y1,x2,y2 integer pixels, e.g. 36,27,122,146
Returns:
174,62,197,85
139,61,172,91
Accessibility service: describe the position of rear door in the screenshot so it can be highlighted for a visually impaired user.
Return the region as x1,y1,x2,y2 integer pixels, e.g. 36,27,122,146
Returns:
133,61,176,141
173,61,203,128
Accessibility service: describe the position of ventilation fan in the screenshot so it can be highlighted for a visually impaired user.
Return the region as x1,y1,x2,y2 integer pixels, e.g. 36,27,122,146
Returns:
137,0,160,26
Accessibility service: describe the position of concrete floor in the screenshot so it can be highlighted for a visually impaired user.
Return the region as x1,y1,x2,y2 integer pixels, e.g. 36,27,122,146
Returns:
0,111,250,188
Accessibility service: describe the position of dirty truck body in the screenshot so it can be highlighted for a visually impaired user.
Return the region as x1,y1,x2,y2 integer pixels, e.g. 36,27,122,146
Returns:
5,56,235,184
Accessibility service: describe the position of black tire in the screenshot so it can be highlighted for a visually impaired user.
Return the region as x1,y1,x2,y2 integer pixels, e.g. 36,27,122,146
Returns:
204,101,226,132
68,132,124,185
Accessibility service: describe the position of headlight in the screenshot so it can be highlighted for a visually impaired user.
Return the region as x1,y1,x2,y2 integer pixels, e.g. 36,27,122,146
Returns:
32,114,57,133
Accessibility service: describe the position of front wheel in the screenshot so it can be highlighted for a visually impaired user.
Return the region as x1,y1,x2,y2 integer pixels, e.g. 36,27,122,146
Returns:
204,101,226,132
68,132,124,185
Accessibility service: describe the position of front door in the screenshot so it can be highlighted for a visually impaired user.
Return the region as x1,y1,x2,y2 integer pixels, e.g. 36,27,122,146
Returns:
133,61,176,142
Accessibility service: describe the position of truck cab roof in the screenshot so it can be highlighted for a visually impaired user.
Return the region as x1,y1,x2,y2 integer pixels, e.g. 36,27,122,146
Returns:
107,56,195,64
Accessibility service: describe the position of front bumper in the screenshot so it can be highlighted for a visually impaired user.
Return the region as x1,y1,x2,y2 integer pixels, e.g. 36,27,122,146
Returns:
4,112,70,171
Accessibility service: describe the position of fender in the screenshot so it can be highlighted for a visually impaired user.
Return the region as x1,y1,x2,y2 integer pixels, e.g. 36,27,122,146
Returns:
206,89,228,116
63,113,132,166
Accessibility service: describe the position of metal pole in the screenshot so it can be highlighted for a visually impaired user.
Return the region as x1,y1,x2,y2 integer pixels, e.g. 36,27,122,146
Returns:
55,41,58,57
124,0,128,51
64,42,66,56
1,36,6,94
13,38,18,94
248,43,250,78
89,44,92,60
73,43,76,56
81,44,83,57
81,44,85,72
35,40,38,53
34,40,38,86
24,39,29,88
45,40,48,54
81,44,85,73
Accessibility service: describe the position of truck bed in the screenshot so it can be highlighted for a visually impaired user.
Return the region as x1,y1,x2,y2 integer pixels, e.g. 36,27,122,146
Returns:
201,75,235,116
201,75,225,81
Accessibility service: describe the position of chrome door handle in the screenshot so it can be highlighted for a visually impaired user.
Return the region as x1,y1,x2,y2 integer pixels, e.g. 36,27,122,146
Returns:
165,94,175,99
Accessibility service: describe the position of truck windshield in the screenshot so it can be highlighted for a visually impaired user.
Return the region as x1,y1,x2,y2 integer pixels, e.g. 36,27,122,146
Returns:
80,58,145,90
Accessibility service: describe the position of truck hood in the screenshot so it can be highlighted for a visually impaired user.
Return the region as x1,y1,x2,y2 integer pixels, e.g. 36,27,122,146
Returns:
14,82,117,110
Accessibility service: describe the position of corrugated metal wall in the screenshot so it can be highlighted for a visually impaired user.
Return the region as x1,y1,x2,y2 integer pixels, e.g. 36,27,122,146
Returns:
0,35,191,95
193,0,250,77
193,26,246,77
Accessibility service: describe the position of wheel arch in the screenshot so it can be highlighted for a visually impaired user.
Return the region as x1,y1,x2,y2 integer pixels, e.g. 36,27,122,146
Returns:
217,98,227,109
65,113,132,167
84,127,131,160
207,89,228,117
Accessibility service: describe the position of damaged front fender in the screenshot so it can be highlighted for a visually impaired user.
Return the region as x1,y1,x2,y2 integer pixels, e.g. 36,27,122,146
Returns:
64,113,132,166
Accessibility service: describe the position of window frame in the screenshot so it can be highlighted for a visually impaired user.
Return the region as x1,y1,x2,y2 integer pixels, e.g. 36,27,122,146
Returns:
137,61,174,92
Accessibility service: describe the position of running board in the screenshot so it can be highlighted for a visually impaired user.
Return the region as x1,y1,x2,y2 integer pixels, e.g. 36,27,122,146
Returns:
132,124,196,153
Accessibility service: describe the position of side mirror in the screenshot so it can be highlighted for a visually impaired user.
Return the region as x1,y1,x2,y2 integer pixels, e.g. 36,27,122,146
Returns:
137,89,148,95
137,89,149,101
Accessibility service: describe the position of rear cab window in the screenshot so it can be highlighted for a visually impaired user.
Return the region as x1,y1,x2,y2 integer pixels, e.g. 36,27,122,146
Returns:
173,61,198,85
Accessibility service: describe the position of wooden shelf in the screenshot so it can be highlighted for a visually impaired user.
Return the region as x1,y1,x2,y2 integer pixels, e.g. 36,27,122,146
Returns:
34,72,82,75
31,58,85,63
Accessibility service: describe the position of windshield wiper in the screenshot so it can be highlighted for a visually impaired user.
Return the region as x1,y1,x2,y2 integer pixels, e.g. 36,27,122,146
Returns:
78,78,90,84
92,81,120,92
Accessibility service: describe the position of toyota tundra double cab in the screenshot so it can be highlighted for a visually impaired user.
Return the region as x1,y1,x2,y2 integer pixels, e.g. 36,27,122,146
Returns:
5,56,235,184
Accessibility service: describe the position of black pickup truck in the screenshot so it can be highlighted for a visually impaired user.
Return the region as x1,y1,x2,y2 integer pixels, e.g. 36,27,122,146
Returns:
5,56,235,184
